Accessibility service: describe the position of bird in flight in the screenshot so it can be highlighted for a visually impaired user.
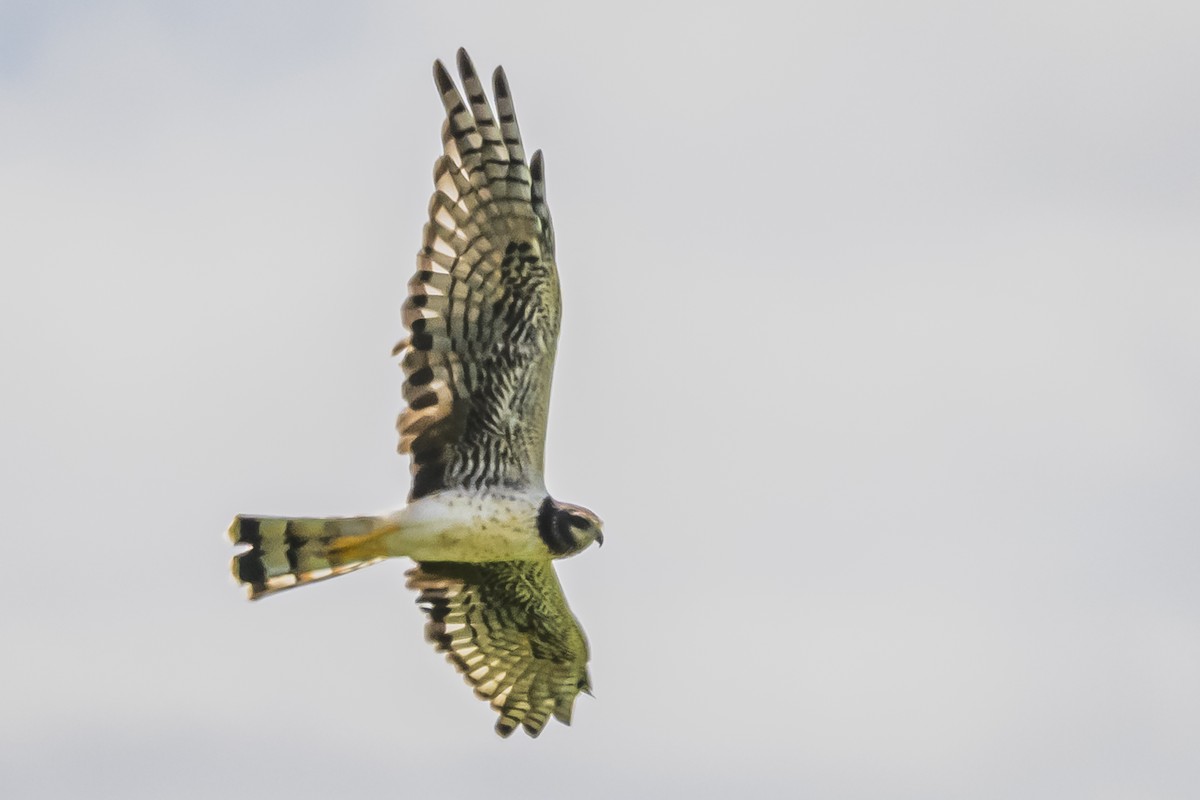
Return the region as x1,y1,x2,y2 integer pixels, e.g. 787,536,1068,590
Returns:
229,48,603,738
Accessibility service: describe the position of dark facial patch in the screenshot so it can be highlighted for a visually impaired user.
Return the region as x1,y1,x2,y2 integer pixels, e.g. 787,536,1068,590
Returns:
536,497,577,556
564,512,592,531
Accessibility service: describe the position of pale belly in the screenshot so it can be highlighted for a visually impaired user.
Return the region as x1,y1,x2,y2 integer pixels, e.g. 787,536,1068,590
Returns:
380,489,549,562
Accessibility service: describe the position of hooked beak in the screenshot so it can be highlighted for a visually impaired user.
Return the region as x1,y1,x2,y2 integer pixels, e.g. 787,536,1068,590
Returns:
595,530,604,547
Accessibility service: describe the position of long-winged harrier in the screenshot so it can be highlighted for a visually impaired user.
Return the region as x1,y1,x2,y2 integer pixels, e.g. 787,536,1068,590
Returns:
229,49,602,738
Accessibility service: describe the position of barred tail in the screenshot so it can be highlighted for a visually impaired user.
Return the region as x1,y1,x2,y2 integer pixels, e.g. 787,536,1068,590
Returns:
229,515,392,600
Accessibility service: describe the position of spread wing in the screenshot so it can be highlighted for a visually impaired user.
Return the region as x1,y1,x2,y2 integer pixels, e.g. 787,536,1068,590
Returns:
406,560,591,737
397,49,561,500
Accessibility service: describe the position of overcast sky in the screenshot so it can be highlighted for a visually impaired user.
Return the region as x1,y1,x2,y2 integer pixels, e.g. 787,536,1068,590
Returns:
2,2,1198,798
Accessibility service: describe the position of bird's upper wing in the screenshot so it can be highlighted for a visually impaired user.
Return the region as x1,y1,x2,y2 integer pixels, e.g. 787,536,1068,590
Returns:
398,49,561,500
406,559,591,738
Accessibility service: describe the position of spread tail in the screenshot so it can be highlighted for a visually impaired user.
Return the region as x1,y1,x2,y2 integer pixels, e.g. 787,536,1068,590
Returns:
229,515,393,599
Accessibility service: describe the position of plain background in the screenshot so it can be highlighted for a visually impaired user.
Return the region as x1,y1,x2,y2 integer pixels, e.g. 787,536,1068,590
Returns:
2,2,1198,798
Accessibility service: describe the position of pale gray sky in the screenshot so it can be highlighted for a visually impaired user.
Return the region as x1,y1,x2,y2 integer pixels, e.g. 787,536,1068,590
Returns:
2,1,1198,798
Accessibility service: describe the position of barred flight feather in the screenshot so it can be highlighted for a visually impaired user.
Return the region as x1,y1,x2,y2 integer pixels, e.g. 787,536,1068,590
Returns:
406,560,591,738
396,49,561,502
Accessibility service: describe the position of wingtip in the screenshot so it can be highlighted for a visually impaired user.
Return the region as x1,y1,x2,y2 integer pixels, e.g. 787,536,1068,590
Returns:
554,683,588,724
456,48,476,81
493,66,509,99
432,59,454,93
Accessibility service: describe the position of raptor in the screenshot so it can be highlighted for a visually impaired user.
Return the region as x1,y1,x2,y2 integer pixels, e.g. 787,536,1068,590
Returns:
229,49,602,738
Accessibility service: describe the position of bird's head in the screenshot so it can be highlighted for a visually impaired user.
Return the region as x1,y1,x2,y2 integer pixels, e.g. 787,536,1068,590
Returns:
538,498,604,556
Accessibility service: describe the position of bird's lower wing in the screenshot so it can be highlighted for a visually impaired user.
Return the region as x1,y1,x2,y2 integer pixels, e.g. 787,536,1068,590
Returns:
406,559,591,737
